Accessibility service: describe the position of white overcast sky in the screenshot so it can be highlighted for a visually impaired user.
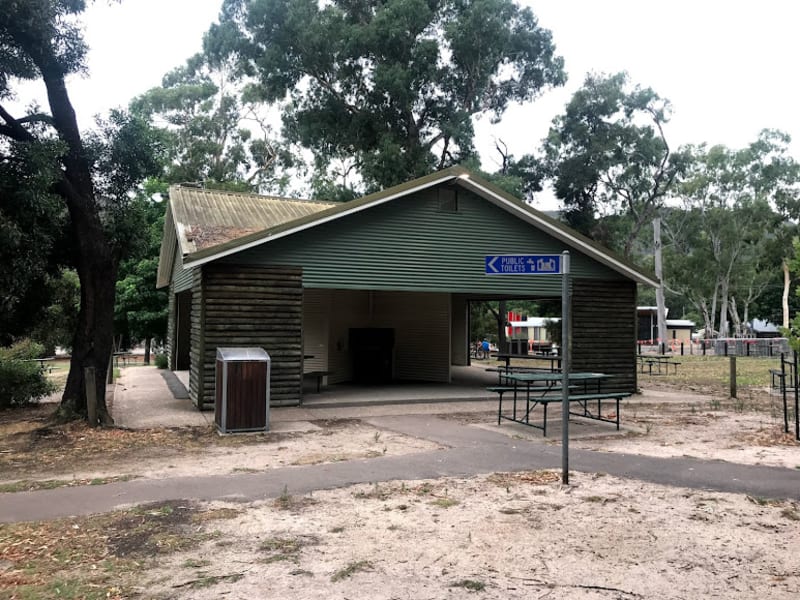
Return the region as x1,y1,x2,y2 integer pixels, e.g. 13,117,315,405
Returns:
12,0,800,186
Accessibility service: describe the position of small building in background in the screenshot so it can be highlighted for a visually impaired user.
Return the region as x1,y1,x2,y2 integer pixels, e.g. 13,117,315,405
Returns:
637,306,695,343
666,319,695,343
508,316,560,353
749,319,782,339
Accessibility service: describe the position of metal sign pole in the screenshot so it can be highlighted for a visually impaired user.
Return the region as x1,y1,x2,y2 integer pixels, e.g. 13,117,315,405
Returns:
561,251,570,484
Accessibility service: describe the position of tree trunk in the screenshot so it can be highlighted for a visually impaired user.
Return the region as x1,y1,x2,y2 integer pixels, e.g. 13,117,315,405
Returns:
718,282,729,338
498,299,508,353
144,337,152,366
728,296,741,337
59,237,116,425
710,281,719,337
653,218,668,345
783,259,791,329
3,6,119,426
40,64,116,425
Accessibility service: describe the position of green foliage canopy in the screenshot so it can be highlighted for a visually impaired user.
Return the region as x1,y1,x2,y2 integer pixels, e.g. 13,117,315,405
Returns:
209,0,566,192
542,72,689,257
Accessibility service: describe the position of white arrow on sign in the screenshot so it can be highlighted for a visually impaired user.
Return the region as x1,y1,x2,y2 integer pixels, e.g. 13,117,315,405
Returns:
487,256,499,273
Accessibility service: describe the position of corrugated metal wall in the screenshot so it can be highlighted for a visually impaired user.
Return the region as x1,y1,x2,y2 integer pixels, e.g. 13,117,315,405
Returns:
172,246,193,293
371,291,450,382
303,289,330,387
224,187,624,295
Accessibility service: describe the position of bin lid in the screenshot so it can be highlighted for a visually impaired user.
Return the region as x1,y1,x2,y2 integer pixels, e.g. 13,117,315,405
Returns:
216,347,270,361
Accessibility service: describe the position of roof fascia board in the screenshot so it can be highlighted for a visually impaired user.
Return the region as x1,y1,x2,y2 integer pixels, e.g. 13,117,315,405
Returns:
456,176,659,288
182,172,460,269
156,201,178,289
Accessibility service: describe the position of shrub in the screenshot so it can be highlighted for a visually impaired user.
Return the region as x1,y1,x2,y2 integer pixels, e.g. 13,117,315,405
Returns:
0,338,47,361
154,353,168,369
0,339,56,408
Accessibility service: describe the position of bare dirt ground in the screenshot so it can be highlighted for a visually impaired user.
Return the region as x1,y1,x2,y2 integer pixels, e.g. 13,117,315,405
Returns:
1,381,800,599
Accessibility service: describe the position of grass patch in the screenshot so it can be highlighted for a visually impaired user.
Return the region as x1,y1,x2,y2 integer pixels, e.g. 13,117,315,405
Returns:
431,497,459,508
180,572,244,589
450,579,486,591
182,558,212,569
354,482,394,500
0,500,231,598
487,470,560,487
652,355,776,389
0,474,138,493
274,485,317,512
331,560,373,582
780,506,800,521
259,535,318,563
746,495,789,507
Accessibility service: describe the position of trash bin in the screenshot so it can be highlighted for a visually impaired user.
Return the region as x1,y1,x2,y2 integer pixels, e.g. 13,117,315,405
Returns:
215,347,270,434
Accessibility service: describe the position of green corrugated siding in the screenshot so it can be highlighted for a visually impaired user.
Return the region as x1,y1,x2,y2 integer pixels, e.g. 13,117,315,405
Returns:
223,187,625,295
172,247,194,293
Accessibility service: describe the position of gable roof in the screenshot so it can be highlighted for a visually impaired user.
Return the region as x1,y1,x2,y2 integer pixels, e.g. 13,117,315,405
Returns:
156,186,336,287
157,168,659,288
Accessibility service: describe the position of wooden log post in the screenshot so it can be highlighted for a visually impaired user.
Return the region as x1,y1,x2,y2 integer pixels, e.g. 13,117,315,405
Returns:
729,356,737,399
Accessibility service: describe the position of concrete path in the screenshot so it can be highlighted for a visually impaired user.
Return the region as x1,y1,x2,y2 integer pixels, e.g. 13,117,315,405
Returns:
2,413,799,523
112,368,212,428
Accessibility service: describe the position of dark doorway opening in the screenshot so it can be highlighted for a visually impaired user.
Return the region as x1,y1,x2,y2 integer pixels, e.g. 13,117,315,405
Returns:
350,328,394,384
174,291,192,370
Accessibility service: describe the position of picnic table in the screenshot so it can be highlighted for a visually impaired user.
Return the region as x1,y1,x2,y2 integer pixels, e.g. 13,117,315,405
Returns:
488,353,562,383
490,371,630,436
112,352,144,368
24,357,55,373
638,354,681,375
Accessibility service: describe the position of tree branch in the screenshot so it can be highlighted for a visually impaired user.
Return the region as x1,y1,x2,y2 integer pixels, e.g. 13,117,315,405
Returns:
17,112,56,127
0,104,37,142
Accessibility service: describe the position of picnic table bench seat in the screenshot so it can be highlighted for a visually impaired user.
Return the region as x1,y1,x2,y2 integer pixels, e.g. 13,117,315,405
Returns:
304,370,333,393
770,368,786,391
495,384,631,436
485,365,551,383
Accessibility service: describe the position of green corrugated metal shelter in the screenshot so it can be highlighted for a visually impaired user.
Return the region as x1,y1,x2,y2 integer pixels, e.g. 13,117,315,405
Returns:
156,167,658,409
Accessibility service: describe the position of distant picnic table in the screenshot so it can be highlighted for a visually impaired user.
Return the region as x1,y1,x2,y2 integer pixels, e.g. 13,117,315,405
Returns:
637,354,681,375
23,357,55,373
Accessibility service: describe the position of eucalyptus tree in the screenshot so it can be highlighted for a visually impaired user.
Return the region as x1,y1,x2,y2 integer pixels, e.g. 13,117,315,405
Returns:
542,72,689,258
207,0,566,192
0,1,161,423
664,132,794,337
131,55,294,193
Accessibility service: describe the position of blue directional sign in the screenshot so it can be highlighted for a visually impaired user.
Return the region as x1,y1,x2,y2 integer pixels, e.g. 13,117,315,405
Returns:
485,254,562,275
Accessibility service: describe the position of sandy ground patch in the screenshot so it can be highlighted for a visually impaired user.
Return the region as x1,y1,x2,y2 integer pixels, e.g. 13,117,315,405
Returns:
571,403,800,469
135,472,800,600
0,420,443,484
3,385,800,598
